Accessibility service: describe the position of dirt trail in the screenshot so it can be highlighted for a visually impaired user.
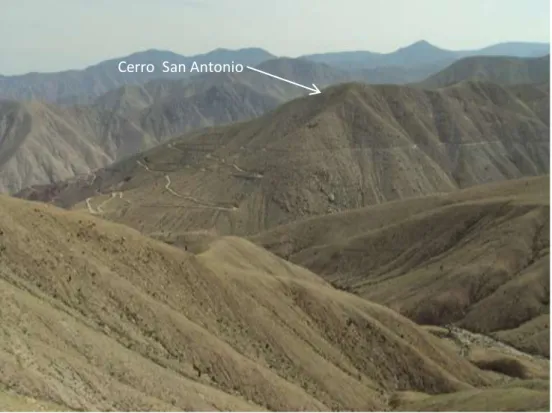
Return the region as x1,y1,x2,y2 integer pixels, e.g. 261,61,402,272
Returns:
96,192,124,213
164,175,182,198
88,171,97,185
85,198,98,214
85,192,125,215
136,157,237,212
232,164,246,173
233,164,264,179
164,175,237,211
136,160,151,172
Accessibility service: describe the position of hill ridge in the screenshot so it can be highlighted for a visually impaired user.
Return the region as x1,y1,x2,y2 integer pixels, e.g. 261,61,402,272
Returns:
17,81,549,239
419,55,550,88
0,193,497,410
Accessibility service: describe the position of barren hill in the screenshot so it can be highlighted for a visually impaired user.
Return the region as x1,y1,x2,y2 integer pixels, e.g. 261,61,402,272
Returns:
0,48,275,104
0,98,160,193
419,55,550,88
1,58,351,194
251,176,550,357
0,194,514,411
20,81,549,237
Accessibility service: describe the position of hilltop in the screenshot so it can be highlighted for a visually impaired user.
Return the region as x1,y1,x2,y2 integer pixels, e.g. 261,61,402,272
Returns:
0,194,519,411
419,55,550,88
19,81,549,236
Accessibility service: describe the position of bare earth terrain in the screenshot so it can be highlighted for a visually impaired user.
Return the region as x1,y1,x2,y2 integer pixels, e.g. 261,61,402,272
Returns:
18,81,549,239
0,194,549,411
251,177,550,357
3,50,550,412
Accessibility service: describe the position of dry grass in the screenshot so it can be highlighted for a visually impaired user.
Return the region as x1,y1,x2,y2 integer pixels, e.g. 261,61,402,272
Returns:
0,391,67,412
471,357,529,379
253,176,550,356
0,195,502,411
394,386,549,412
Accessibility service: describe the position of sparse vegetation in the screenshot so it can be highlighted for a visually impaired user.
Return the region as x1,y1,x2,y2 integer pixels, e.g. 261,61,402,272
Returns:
0,45,549,412
472,357,529,379
253,176,550,358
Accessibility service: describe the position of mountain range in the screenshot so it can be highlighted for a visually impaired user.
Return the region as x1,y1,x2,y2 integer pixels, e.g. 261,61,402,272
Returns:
2,53,549,194
1,41,549,104
303,40,550,70
19,80,549,236
0,58,348,193
0,48,275,104
2,40,550,412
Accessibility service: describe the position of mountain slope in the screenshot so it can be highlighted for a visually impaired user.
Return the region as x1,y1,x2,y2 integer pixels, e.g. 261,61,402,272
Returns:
1,58,350,193
0,194,497,410
419,55,550,88
0,100,116,193
470,42,551,58
0,98,161,193
353,62,452,85
20,81,549,236
0,48,275,104
302,40,550,70
251,176,550,357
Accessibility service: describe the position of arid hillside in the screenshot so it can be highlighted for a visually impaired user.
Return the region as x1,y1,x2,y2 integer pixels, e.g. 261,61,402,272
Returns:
0,99,157,193
251,176,550,357
0,194,523,411
0,58,351,194
418,55,550,88
20,81,549,237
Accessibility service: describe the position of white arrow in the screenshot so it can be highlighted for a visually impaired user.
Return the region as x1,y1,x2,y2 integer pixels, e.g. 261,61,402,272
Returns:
246,66,321,95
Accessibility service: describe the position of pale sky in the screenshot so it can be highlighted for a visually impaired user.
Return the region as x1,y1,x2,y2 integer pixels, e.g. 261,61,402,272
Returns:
1,0,549,75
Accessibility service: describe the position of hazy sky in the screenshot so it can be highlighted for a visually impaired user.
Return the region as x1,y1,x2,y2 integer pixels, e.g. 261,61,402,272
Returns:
1,0,549,75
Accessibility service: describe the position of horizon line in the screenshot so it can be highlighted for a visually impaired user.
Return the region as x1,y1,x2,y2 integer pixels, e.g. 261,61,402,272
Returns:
1,39,549,77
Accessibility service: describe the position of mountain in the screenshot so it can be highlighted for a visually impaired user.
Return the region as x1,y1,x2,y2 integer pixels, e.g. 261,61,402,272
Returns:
353,62,452,85
508,82,550,125
419,55,550,88
253,58,350,95
0,97,168,194
386,40,459,67
19,81,549,238
2,41,549,105
0,193,515,411
302,40,550,71
251,176,550,357
468,42,551,58
303,40,456,70
0,48,275,104
0,58,347,193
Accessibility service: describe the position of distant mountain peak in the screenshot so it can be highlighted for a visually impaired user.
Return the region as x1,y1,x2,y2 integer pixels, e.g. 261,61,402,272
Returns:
413,40,433,46
400,40,442,52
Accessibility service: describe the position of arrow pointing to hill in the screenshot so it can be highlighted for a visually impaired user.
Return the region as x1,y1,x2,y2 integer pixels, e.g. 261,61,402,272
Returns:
245,66,321,95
